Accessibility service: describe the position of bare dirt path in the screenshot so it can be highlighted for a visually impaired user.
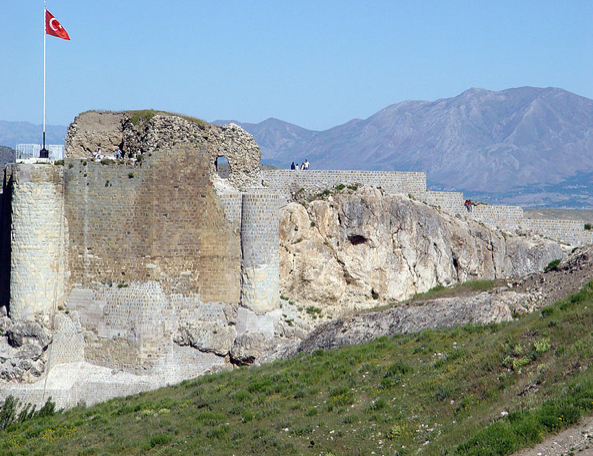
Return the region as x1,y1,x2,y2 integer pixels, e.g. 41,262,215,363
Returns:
514,417,593,456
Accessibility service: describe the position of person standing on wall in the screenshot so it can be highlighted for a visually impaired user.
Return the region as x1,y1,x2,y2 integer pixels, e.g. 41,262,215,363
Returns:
304,159,309,170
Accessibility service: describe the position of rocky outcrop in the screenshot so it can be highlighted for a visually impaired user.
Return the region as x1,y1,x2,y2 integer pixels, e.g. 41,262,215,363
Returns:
296,290,526,354
279,188,565,309
65,111,261,189
294,246,593,355
0,310,51,382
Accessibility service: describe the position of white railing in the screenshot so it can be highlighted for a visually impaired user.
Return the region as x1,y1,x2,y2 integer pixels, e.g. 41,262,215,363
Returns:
16,144,64,161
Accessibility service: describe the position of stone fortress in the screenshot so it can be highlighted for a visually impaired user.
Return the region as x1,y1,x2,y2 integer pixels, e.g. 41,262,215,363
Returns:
0,110,588,408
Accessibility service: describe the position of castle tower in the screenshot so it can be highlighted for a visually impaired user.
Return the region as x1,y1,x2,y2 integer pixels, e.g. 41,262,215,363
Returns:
7,165,65,320
240,190,280,312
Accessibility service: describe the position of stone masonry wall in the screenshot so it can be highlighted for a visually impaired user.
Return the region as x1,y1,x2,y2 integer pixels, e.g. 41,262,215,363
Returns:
260,170,427,196
63,146,241,301
8,164,66,320
422,190,465,214
471,205,525,230
241,190,281,312
521,219,593,246
260,169,593,247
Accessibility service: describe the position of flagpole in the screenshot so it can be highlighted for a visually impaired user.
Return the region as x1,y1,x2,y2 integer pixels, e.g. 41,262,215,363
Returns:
41,0,48,158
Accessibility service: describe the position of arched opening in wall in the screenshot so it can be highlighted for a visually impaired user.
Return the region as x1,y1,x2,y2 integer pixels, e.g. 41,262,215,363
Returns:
215,156,230,179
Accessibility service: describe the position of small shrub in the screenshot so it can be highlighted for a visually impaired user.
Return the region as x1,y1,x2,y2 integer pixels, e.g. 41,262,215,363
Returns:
310,221,316,227
540,307,555,318
347,185,358,191
306,407,318,416
128,173,134,179
149,433,172,447
367,398,387,411
534,337,551,353
585,223,592,230
306,306,322,316
0,395,19,430
512,356,531,371
54,160,64,166
386,359,414,376
68,163,74,169
335,184,345,191
130,110,156,125
544,259,561,272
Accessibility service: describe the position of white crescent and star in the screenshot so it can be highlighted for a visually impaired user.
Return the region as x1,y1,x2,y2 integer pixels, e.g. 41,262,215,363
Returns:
49,18,61,32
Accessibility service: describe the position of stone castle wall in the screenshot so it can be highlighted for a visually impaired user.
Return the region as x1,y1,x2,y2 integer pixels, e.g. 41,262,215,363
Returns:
0,140,284,408
7,165,67,320
260,169,427,196
471,204,525,229
422,190,465,214
261,169,593,247
63,147,241,302
2,111,593,409
240,190,281,312
521,218,593,246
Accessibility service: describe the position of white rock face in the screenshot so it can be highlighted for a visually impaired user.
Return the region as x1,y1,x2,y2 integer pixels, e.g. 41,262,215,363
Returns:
279,189,564,309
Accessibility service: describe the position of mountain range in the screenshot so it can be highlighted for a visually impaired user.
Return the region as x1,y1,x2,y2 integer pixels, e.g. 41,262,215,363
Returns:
3,87,593,207
0,121,66,149
215,87,593,207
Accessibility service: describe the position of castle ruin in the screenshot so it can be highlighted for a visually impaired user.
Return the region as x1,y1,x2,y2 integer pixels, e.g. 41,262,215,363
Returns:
0,110,589,408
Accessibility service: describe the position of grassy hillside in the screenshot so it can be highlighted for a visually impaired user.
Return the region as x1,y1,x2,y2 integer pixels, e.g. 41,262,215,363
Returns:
3,283,593,455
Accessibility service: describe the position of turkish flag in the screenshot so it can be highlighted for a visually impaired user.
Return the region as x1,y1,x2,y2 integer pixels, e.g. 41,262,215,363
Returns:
45,10,70,40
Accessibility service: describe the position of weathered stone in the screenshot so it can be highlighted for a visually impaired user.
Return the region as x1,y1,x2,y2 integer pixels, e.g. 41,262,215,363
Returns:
6,320,51,349
64,111,125,158
65,111,261,189
174,323,237,357
230,332,268,366
279,190,565,309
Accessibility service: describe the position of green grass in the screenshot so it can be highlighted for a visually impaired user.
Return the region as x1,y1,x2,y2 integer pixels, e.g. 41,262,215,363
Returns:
127,110,208,128
410,279,501,302
544,258,562,272
4,282,593,455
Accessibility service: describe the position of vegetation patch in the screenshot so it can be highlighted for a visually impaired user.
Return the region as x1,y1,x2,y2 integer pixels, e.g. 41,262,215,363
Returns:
544,258,562,272
3,283,593,455
410,279,500,302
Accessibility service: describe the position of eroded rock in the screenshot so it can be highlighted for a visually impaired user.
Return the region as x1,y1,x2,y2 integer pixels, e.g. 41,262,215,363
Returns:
279,189,565,310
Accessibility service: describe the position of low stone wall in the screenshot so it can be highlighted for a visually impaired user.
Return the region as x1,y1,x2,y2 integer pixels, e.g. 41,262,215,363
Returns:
260,168,593,247
260,170,427,196
423,190,465,214
521,218,593,246
471,204,525,230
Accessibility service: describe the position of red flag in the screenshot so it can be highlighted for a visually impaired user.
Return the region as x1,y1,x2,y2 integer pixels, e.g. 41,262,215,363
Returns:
45,10,70,41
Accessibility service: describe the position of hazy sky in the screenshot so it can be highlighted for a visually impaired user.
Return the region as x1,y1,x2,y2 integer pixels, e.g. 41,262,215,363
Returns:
2,1,593,130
